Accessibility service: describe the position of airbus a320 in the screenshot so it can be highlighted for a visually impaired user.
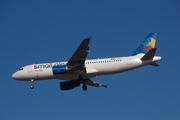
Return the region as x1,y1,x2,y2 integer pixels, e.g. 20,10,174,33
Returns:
12,33,162,91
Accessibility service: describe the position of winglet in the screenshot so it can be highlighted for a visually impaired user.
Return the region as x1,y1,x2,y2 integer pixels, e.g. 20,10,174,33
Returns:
141,48,157,60
88,35,93,39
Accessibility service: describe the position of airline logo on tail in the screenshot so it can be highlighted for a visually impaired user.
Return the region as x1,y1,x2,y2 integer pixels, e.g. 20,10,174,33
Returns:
132,33,157,56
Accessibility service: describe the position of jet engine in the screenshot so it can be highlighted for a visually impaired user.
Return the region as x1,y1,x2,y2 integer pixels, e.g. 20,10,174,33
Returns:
53,65,68,75
60,81,80,90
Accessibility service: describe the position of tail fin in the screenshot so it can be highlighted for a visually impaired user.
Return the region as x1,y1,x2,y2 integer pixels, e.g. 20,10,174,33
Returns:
132,33,157,56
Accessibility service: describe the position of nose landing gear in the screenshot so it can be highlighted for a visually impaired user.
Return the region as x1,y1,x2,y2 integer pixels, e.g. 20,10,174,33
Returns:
30,85,34,89
30,79,34,89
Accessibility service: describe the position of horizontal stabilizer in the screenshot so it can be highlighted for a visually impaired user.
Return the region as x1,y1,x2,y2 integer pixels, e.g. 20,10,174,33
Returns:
141,48,157,60
150,62,159,67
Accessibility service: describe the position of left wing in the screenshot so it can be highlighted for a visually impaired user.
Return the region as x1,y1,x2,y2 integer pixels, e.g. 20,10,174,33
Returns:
72,79,107,88
67,37,91,68
83,79,107,88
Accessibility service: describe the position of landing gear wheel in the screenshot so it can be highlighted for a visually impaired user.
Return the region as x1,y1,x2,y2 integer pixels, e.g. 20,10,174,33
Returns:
30,79,34,89
30,85,34,89
82,84,87,91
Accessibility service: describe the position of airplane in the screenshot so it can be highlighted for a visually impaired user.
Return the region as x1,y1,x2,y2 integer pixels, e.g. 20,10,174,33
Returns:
12,33,162,91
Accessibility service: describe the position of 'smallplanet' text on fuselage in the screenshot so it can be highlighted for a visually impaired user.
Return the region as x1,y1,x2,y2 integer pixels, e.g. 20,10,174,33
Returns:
34,62,67,69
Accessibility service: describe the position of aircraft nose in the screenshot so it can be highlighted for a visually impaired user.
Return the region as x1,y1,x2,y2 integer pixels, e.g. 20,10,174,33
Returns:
12,72,18,80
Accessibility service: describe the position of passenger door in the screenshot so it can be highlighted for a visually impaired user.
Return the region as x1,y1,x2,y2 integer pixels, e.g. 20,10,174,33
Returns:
28,65,33,73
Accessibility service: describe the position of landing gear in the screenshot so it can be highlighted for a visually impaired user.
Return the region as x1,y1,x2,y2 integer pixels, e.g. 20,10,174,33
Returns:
82,84,87,91
30,85,34,89
78,74,83,80
78,74,88,91
30,79,34,89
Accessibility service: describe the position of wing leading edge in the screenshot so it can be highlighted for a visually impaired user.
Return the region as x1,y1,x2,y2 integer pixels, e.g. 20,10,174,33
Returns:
67,37,91,67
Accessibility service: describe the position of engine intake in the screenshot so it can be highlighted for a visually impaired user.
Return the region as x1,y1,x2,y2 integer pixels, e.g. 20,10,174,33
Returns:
60,81,80,90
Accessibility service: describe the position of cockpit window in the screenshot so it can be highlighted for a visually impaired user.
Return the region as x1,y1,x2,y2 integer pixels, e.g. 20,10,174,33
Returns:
19,68,23,71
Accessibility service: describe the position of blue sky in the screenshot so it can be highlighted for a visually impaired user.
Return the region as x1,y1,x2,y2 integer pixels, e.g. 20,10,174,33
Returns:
0,0,180,120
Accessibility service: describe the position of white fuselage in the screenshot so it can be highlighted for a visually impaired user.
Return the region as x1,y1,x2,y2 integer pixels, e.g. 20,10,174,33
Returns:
12,54,162,81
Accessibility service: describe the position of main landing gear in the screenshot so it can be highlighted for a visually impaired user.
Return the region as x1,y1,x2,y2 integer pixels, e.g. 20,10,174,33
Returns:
82,84,87,91
78,74,88,91
30,79,34,89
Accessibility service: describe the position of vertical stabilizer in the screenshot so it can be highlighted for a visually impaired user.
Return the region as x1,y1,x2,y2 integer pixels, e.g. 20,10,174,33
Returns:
132,33,157,56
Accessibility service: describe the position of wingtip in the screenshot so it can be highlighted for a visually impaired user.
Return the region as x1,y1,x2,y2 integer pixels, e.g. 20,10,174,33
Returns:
88,35,93,39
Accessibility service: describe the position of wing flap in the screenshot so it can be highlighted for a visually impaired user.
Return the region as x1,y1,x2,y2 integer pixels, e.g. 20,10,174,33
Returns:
72,79,107,88
84,79,107,88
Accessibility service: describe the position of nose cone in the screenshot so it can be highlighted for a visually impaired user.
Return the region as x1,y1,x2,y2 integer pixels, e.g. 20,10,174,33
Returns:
12,72,18,80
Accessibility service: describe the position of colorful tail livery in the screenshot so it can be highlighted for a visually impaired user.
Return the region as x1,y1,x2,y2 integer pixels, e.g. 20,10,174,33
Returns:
132,33,157,56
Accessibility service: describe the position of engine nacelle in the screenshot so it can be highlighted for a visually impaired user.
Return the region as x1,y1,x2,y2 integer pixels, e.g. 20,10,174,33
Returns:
60,81,80,90
52,65,67,75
